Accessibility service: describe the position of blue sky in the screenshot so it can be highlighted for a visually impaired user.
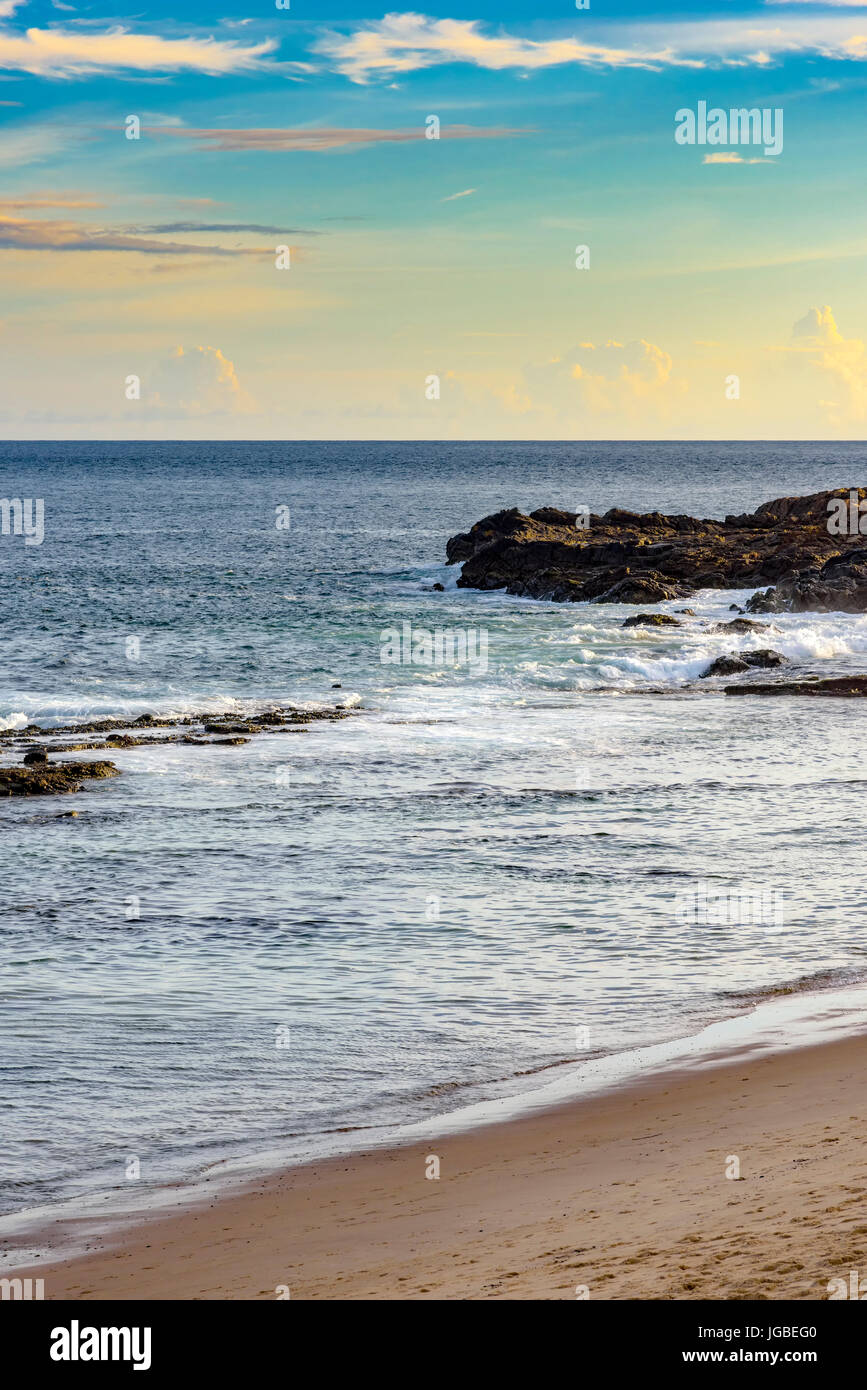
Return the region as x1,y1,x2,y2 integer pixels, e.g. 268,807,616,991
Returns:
2,0,867,437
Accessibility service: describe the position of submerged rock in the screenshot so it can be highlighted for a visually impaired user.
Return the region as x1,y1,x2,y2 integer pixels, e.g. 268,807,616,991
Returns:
0,760,119,797
712,618,771,633
446,488,867,608
701,655,750,677
622,613,681,629
701,649,787,678
725,675,867,696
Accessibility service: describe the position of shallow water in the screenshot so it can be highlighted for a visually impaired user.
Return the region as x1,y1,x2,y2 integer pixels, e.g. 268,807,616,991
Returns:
1,441,866,1221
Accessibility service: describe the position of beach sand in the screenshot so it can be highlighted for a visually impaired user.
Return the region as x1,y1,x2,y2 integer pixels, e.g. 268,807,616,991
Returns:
8,1032,867,1300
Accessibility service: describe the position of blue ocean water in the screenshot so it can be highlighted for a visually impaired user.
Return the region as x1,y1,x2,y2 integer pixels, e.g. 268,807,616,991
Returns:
2,441,867,1223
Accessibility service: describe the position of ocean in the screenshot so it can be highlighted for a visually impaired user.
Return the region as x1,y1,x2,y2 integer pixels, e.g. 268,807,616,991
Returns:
2,440,867,1232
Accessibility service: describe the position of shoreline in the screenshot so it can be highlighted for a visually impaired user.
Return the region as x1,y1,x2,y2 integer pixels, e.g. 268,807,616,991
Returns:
5,1005,867,1300
3,974,866,1270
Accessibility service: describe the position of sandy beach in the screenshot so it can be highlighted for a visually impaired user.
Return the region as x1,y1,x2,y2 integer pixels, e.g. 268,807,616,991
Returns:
8,1030,867,1301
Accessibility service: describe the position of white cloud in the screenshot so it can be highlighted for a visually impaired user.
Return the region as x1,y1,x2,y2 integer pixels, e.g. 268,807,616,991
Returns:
149,345,254,417
314,13,705,84
315,10,867,83
0,25,285,78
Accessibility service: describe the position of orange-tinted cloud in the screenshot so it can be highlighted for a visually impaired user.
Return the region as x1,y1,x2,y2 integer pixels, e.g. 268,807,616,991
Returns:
158,124,531,152
0,215,272,254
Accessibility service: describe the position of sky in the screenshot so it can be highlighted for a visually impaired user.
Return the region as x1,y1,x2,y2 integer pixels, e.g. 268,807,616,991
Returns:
2,0,867,438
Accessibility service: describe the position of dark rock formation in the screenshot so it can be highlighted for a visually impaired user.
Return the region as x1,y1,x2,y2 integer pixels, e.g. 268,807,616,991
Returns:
725,676,867,697
712,618,771,633
700,649,786,678
0,705,353,794
0,760,119,796
446,489,867,607
701,655,750,677
622,613,681,629
746,547,867,613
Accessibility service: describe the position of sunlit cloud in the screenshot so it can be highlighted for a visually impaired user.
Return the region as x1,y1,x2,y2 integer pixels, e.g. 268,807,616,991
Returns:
157,124,530,152
125,221,320,236
0,26,290,78
315,10,867,83
0,191,103,208
703,152,774,164
0,215,271,254
314,13,705,84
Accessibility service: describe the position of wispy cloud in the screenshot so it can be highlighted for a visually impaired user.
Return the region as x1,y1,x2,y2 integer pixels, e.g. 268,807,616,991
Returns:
703,152,774,164
314,10,867,83
441,188,477,201
313,14,705,84
0,216,272,254
0,26,292,79
158,124,529,152
0,122,75,167
0,192,103,208
126,221,319,236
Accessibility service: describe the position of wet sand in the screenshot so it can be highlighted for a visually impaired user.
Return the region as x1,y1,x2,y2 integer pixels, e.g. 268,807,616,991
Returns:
6,1030,867,1300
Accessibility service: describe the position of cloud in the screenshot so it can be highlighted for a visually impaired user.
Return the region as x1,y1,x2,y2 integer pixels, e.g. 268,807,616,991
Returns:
158,124,529,152
0,122,75,167
148,345,253,417
0,215,269,254
314,13,705,83
126,221,319,236
314,10,867,82
790,304,867,423
0,192,103,208
441,187,476,201
524,337,684,423
0,26,288,78
703,153,774,164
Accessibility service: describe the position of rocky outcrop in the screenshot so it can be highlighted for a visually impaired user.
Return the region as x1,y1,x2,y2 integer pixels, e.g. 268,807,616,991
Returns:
0,705,354,795
446,488,867,607
0,760,119,796
747,547,867,613
712,618,771,633
700,649,786,678
724,676,867,696
622,613,681,629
